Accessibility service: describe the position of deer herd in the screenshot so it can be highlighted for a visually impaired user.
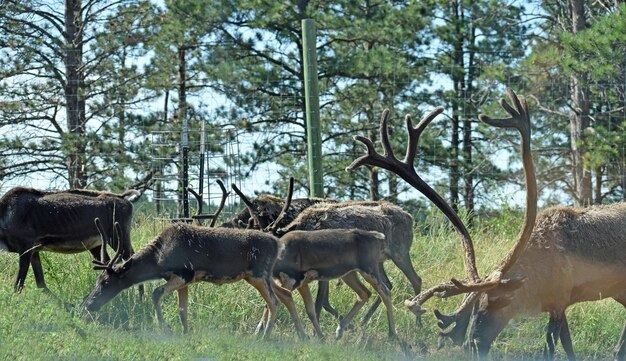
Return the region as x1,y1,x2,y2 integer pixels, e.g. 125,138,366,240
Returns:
0,89,624,360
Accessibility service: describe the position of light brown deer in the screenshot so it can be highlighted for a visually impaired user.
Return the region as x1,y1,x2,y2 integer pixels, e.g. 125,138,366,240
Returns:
347,89,626,360
232,179,417,328
237,179,397,340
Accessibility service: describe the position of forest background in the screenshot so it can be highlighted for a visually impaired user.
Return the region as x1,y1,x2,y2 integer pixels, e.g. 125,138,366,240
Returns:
1,0,626,220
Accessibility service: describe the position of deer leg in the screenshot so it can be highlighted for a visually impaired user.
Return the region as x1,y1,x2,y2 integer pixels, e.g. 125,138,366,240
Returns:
273,283,307,340
615,322,626,361
255,305,269,336
14,250,33,292
613,295,626,361
152,275,188,332
315,280,341,321
246,276,279,338
336,272,371,339
297,282,324,338
360,263,391,326
29,252,48,290
543,309,575,361
177,286,189,334
544,312,560,360
390,252,422,324
559,313,575,361
361,270,397,340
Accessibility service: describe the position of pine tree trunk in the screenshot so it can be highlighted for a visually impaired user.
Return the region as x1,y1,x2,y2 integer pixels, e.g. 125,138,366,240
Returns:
569,0,593,206
594,166,603,205
367,128,380,201
64,0,86,188
178,47,189,218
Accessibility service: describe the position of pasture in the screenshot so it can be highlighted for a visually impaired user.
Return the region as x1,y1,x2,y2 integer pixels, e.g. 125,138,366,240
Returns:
0,210,622,360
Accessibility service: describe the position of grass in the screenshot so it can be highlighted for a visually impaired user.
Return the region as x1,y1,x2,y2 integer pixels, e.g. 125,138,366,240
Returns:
0,210,623,360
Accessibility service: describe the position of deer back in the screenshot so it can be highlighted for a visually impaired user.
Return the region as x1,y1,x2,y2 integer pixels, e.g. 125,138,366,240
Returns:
221,196,335,229
0,187,134,254
279,201,413,256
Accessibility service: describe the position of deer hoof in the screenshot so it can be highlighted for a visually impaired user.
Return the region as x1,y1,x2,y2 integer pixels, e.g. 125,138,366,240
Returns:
335,325,344,340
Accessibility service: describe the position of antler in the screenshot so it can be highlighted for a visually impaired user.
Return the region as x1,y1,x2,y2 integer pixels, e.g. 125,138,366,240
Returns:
187,179,230,227
404,88,538,343
92,218,124,271
347,108,479,283
265,177,294,234
480,88,537,275
231,183,263,229
209,179,229,227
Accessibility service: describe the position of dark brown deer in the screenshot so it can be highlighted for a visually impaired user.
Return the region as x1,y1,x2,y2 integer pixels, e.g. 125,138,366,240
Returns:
83,219,308,339
0,187,139,293
234,183,418,327
348,89,626,360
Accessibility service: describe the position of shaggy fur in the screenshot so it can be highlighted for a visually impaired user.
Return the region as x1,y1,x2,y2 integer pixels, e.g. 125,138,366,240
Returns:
531,203,626,264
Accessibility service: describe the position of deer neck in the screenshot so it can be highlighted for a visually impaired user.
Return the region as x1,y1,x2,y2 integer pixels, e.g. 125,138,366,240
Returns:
121,246,163,286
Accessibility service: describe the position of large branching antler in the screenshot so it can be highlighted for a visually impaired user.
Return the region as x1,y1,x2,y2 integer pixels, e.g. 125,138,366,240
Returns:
404,88,537,342
347,108,480,283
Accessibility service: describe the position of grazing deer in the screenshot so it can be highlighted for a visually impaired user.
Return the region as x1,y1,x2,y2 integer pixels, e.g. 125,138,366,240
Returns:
259,228,396,339
82,219,308,339
237,179,397,339
348,89,626,360
0,187,138,293
233,183,418,327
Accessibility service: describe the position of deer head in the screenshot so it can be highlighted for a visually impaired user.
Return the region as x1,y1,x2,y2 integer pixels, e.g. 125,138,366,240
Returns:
85,218,134,312
231,177,295,236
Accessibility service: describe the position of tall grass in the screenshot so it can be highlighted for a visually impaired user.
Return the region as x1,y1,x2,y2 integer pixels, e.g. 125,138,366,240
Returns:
0,210,622,360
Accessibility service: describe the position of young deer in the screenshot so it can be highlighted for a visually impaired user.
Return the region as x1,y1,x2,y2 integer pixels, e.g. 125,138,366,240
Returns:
82,219,307,339
348,89,626,360
234,182,417,327
235,179,397,339
0,187,139,293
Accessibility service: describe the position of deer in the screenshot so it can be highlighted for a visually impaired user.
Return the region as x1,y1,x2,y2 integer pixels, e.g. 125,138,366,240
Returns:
347,89,626,360
220,192,334,230
233,182,418,328
0,187,139,295
82,218,309,339
235,178,397,340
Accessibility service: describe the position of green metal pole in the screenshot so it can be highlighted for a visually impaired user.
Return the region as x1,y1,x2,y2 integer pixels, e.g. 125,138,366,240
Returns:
302,19,323,197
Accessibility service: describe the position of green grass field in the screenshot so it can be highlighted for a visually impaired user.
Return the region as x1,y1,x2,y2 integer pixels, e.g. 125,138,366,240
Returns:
0,210,623,360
